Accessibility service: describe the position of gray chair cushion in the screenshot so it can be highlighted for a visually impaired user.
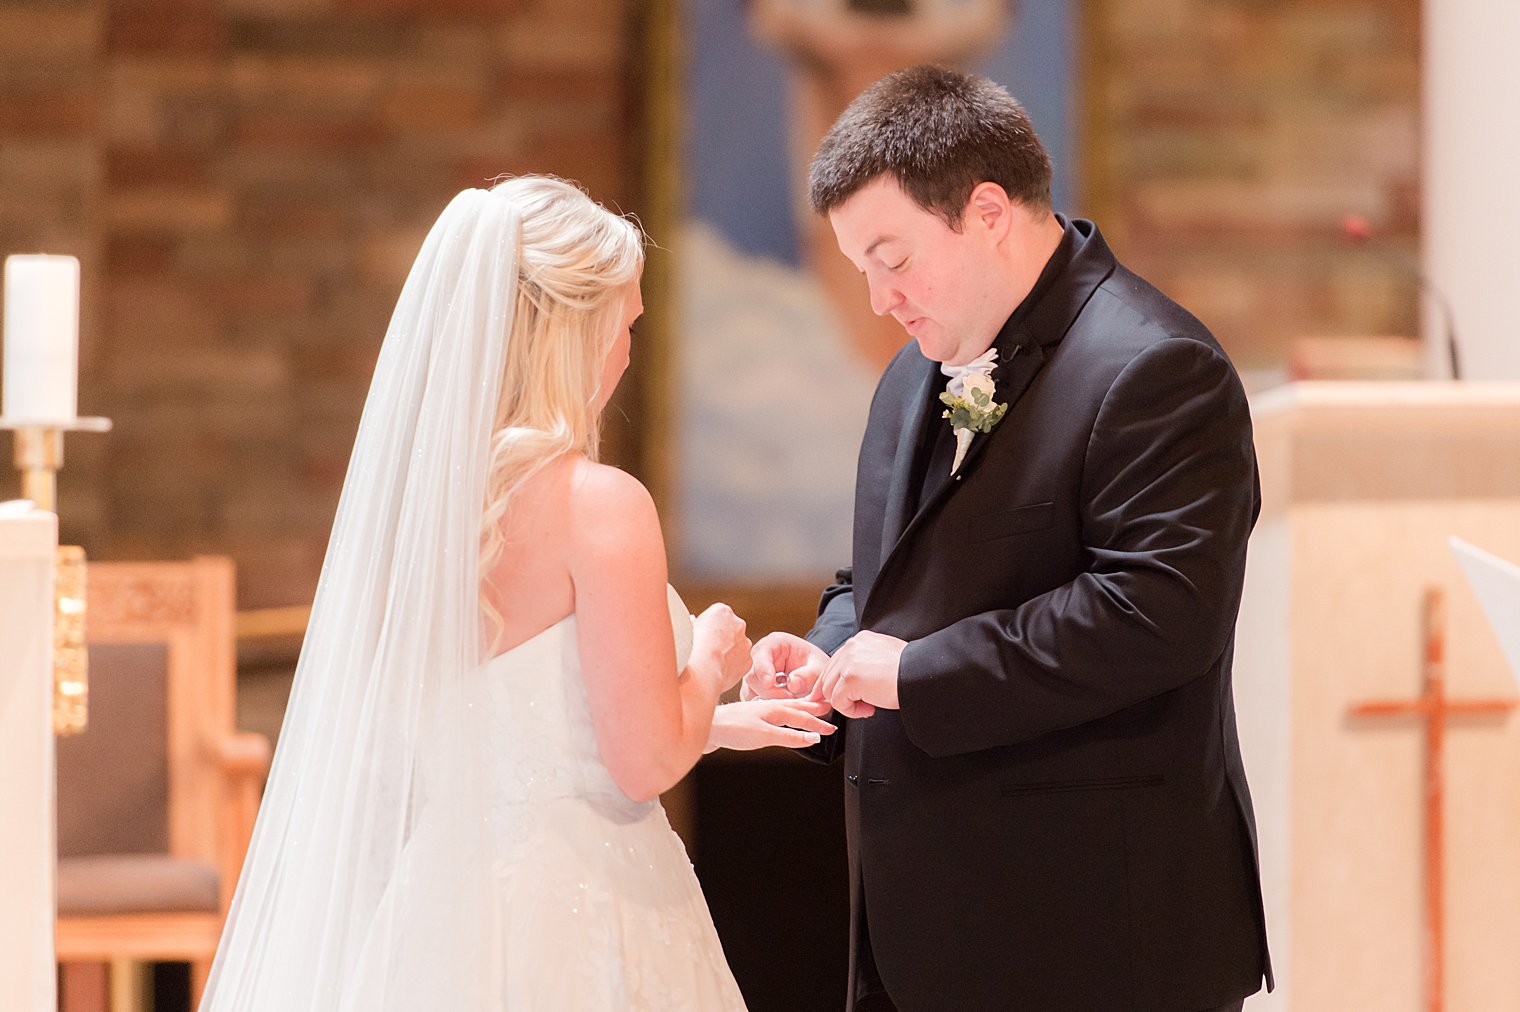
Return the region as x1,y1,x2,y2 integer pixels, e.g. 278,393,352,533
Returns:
56,854,219,916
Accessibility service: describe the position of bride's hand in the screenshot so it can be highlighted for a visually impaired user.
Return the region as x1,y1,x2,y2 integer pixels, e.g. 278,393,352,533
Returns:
691,603,752,691
704,698,836,753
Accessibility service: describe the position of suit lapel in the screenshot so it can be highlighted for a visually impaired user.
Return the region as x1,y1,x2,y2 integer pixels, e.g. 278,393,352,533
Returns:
878,356,941,564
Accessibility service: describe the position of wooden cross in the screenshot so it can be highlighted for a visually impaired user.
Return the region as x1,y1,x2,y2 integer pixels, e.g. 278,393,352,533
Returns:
1349,587,1516,1012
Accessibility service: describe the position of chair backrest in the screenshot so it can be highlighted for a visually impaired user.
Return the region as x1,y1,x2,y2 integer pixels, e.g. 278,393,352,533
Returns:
54,558,236,865
55,642,170,856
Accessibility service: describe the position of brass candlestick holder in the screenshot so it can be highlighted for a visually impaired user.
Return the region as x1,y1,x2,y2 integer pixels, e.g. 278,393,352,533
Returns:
53,545,87,734
1,417,111,735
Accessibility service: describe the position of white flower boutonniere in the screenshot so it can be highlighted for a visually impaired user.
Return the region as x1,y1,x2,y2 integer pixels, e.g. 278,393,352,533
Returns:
938,350,1013,475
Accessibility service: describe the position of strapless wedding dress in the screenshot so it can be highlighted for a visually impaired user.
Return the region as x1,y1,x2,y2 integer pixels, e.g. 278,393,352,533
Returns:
355,589,748,1010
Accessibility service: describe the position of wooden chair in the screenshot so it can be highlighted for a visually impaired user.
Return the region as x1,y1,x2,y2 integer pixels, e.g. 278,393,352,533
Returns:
54,557,271,1010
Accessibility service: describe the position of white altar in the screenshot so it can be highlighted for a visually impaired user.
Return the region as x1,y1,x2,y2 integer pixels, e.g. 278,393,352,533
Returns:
0,507,59,1011
1235,382,1520,1010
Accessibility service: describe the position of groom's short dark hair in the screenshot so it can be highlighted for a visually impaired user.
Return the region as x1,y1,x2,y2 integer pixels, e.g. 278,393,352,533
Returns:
808,65,1053,228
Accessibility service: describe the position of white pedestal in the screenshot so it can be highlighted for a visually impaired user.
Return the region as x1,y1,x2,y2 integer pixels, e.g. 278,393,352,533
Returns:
0,509,59,1011
1235,382,1520,1010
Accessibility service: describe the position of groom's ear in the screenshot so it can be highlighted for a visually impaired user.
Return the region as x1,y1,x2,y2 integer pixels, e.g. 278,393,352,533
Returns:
965,181,1012,242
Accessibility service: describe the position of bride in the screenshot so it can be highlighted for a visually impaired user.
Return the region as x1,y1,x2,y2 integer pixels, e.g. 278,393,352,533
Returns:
200,176,834,1010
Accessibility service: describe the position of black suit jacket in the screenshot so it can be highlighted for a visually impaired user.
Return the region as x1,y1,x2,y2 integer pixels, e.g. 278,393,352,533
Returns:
804,218,1272,1011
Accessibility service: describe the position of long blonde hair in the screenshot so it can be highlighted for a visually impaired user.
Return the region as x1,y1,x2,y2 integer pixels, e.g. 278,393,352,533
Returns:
478,176,645,639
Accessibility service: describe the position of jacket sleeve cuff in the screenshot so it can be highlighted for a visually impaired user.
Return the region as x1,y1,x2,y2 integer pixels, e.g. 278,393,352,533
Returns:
895,632,967,758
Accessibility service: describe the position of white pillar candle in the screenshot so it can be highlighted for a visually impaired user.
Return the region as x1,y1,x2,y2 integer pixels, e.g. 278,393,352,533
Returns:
3,254,81,424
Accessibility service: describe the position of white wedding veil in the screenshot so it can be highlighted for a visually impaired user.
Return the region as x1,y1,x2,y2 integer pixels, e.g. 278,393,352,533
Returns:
201,186,521,1009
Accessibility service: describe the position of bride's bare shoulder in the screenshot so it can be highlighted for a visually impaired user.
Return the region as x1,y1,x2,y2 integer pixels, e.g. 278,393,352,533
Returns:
565,457,663,559
566,457,656,516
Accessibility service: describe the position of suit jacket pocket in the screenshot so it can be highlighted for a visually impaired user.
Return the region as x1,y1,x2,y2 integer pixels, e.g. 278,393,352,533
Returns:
1000,774,1164,797
971,501,1055,544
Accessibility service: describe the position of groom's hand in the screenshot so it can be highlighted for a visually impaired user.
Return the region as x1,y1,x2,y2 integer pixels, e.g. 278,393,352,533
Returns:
744,632,829,700
815,631,906,718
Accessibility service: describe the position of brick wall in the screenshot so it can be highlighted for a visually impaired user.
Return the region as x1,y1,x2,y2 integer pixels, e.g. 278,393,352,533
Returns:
1083,0,1421,370
1,0,641,609
1,0,1424,608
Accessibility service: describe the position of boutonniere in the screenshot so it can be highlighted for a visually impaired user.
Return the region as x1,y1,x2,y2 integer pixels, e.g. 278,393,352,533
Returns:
938,347,1015,475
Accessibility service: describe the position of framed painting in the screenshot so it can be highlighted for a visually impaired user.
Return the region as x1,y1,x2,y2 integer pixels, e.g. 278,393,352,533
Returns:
640,0,1079,628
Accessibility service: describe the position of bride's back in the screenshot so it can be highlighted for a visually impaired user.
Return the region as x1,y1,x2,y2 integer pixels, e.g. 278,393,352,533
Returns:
481,453,584,653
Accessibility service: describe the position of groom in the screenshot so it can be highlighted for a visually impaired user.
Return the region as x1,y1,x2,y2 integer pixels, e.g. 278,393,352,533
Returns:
746,67,1272,1011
